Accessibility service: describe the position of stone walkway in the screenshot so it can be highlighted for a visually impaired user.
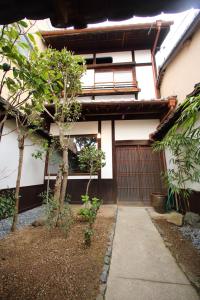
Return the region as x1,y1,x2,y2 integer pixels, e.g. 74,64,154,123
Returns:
106,207,199,300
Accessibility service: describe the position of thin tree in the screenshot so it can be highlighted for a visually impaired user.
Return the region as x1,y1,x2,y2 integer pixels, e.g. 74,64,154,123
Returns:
78,145,106,196
34,48,85,224
10,101,47,231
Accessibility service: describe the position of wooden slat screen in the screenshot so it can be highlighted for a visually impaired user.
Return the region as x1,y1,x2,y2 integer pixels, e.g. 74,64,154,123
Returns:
116,145,165,204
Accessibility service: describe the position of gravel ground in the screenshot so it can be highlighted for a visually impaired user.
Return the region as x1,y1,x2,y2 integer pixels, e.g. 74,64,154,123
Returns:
0,208,115,300
179,226,200,250
0,206,44,239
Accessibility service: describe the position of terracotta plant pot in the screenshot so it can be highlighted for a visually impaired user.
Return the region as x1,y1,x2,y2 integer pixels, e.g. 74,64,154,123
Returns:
150,193,167,214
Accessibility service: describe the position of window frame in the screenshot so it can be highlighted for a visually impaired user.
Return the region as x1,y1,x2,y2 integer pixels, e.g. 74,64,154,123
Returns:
46,134,99,176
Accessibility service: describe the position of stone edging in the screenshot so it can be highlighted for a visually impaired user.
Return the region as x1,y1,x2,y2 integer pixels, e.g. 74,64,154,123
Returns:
96,207,118,300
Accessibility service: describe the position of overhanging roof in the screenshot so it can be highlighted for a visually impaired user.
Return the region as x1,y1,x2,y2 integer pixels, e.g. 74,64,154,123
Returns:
0,1,199,28
41,22,172,53
45,99,172,122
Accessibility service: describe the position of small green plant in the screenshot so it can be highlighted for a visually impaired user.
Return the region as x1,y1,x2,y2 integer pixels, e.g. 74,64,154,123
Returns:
79,194,102,246
79,195,102,223
0,191,15,220
40,190,73,236
84,227,93,247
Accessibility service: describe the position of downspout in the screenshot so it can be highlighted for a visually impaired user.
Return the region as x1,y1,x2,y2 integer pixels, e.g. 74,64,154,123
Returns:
151,20,162,99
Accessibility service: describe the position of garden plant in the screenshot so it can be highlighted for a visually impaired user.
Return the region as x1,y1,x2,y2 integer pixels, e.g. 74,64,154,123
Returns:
154,85,200,211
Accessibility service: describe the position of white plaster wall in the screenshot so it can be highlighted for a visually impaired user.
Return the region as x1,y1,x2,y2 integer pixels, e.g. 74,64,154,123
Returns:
160,26,200,104
115,119,159,140
101,121,113,179
81,69,94,87
96,51,132,63
50,121,98,136
78,95,136,102
114,70,133,82
95,95,136,101
78,96,93,102
82,54,93,59
45,175,98,180
134,49,152,63
0,120,45,189
136,65,156,99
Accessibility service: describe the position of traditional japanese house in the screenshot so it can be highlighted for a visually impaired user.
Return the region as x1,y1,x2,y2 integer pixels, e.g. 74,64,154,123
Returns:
41,20,175,205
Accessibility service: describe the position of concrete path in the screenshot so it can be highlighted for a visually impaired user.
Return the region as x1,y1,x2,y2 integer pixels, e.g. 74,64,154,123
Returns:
106,207,199,300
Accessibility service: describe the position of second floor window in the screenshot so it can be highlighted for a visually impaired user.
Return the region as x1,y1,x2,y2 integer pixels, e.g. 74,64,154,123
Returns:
95,68,134,88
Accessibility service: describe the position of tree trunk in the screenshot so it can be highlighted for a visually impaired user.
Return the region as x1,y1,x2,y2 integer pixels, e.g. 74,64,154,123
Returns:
54,164,63,227
86,176,92,197
86,164,93,197
11,135,25,232
59,146,68,209
54,164,62,203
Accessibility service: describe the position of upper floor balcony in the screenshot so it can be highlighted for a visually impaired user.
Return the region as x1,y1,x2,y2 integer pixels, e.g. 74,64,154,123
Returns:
81,66,140,97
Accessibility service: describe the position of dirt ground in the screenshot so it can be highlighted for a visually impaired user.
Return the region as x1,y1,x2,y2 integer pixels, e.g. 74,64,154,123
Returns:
154,219,200,295
0,205,116,300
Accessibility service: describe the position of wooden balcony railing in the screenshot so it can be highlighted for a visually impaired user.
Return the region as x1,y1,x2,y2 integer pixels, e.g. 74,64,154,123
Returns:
81,81,140,96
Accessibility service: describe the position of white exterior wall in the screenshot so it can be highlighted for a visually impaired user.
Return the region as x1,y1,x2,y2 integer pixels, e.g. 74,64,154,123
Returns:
134,49,152,63
160,26,200,104
95,95,135,101
81,69,94,87
101,121,113,179
115,119,159,140
136,65,156,100
96,51,132,63
134,50,155,100
50,121,98,136
78,95,136,103
0,120,45,189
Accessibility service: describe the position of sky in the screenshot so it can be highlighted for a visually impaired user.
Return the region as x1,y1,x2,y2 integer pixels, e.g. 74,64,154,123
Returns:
36,8,200,70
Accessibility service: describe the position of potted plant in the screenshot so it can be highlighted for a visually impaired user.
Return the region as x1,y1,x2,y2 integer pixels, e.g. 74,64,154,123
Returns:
150,192,167,214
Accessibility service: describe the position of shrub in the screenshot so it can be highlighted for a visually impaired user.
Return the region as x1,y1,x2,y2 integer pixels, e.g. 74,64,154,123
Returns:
40,190,73,236
79,195,102,224
0,190,15,220
84,227,93,247
79,194,102,246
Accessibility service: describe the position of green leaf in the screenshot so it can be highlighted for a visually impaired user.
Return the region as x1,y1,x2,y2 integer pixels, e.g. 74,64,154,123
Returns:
18,20,29,28
27,33,36,45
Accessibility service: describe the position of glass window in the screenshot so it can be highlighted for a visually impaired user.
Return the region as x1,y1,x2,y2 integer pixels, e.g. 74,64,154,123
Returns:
96,57,113,64
47,135,97,175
